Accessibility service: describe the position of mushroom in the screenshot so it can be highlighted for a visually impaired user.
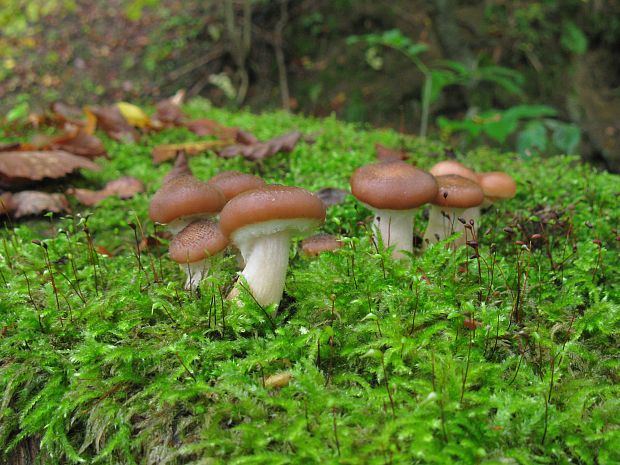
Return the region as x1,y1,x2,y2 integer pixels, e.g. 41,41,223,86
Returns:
219,185,326,308
461,171,517,233
169,219,229,290
149,174,226,234
429,160,478,182
350,161,438,258
477,171,516,208
207,170,265,202
300,233,342,257
423,175,484,248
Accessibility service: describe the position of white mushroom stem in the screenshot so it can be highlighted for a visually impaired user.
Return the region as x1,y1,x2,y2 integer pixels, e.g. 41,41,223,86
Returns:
180,260,209,290
167,213,209,235
371,208,415,259
423,206,478,248
236,231,291,307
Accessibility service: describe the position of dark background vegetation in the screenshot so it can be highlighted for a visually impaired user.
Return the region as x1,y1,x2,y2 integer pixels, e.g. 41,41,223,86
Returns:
1,0,620,171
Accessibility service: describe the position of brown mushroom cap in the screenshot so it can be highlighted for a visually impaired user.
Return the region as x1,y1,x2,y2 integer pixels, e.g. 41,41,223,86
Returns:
433,175,484,208
208,170,265,201
169,219,229,263
301,233,342,256
350,161,438,210
149,175,226,224
430,160,478,183
477,172,516,200
219,185,326,236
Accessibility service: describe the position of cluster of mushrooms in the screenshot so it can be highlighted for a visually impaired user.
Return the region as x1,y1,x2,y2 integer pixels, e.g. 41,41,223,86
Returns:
149,154,515,309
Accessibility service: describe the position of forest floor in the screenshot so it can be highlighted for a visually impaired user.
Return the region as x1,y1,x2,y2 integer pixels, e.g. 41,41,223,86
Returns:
1,100,619,464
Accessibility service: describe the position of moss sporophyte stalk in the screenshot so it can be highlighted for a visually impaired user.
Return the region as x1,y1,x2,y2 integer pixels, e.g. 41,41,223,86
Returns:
0,104,618,464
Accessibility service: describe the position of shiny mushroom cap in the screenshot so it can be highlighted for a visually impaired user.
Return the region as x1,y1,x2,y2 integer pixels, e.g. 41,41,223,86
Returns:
301,233,342,256
208,170,265,201
169,219,229,264
149,175,226,224
430,160,478,183
350,161,438,210
219,185,326,240
477,172,516,201
433,175,484,208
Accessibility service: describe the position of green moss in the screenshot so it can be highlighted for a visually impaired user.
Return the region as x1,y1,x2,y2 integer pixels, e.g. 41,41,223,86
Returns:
1,102,619,464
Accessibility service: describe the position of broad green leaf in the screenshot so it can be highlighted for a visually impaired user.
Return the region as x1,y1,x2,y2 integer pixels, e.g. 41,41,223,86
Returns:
517,120,548,157
561,21,588,55
552,122,581,154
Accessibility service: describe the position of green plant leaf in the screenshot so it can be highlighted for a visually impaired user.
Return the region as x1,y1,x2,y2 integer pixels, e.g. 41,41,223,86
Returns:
517,120,548,157
551,122,581,154
561,21,588,55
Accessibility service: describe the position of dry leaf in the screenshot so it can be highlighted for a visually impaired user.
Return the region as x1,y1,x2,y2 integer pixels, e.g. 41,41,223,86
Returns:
68,176,145,206
152,140,230,164
49,130,106,159
184,118,238,139
152,93,185,127
139,230,172,252
12,191,70,218
51,102,85,126
315,187,348,206
218,131,301,161
375,143,409,161
116,102,150,128
0,150,101,188
89,105,139,143
95,245,113,256
0,192,15,215
0,143,20,152
162,151,191,183
264,372,292,389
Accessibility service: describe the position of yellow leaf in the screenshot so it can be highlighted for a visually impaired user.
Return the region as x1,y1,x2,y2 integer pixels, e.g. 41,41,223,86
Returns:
116,102,150,128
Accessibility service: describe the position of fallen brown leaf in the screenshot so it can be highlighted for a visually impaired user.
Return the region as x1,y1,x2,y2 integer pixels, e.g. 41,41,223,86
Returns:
89,105,139,143
68,176,145,206
51,102,85,126
0,143,20,152
152,95,185,127
49,130,106,159
0,192,15,215
218,131,301,161
96,245,113,256
184,118,237,138
152,140,231,164
12,191,70,218
0,150,101,188
375,143,409,161
162,151,191,183
315,187,348,206
139,230,172,252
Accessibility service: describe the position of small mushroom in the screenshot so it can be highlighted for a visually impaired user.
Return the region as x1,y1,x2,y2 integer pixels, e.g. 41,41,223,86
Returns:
219,185,326,308
350,161,437,258
477,171,516,208
300,233,342,257
207,170,266,202
423,175,484,248
429,160,478,182
149,175,226,234
169,219,229,290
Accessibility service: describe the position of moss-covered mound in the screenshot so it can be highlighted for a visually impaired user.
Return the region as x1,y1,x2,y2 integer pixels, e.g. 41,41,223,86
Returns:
1,101,619,464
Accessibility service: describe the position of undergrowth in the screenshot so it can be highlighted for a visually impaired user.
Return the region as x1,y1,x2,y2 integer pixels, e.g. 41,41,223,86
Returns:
1,99,619,464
